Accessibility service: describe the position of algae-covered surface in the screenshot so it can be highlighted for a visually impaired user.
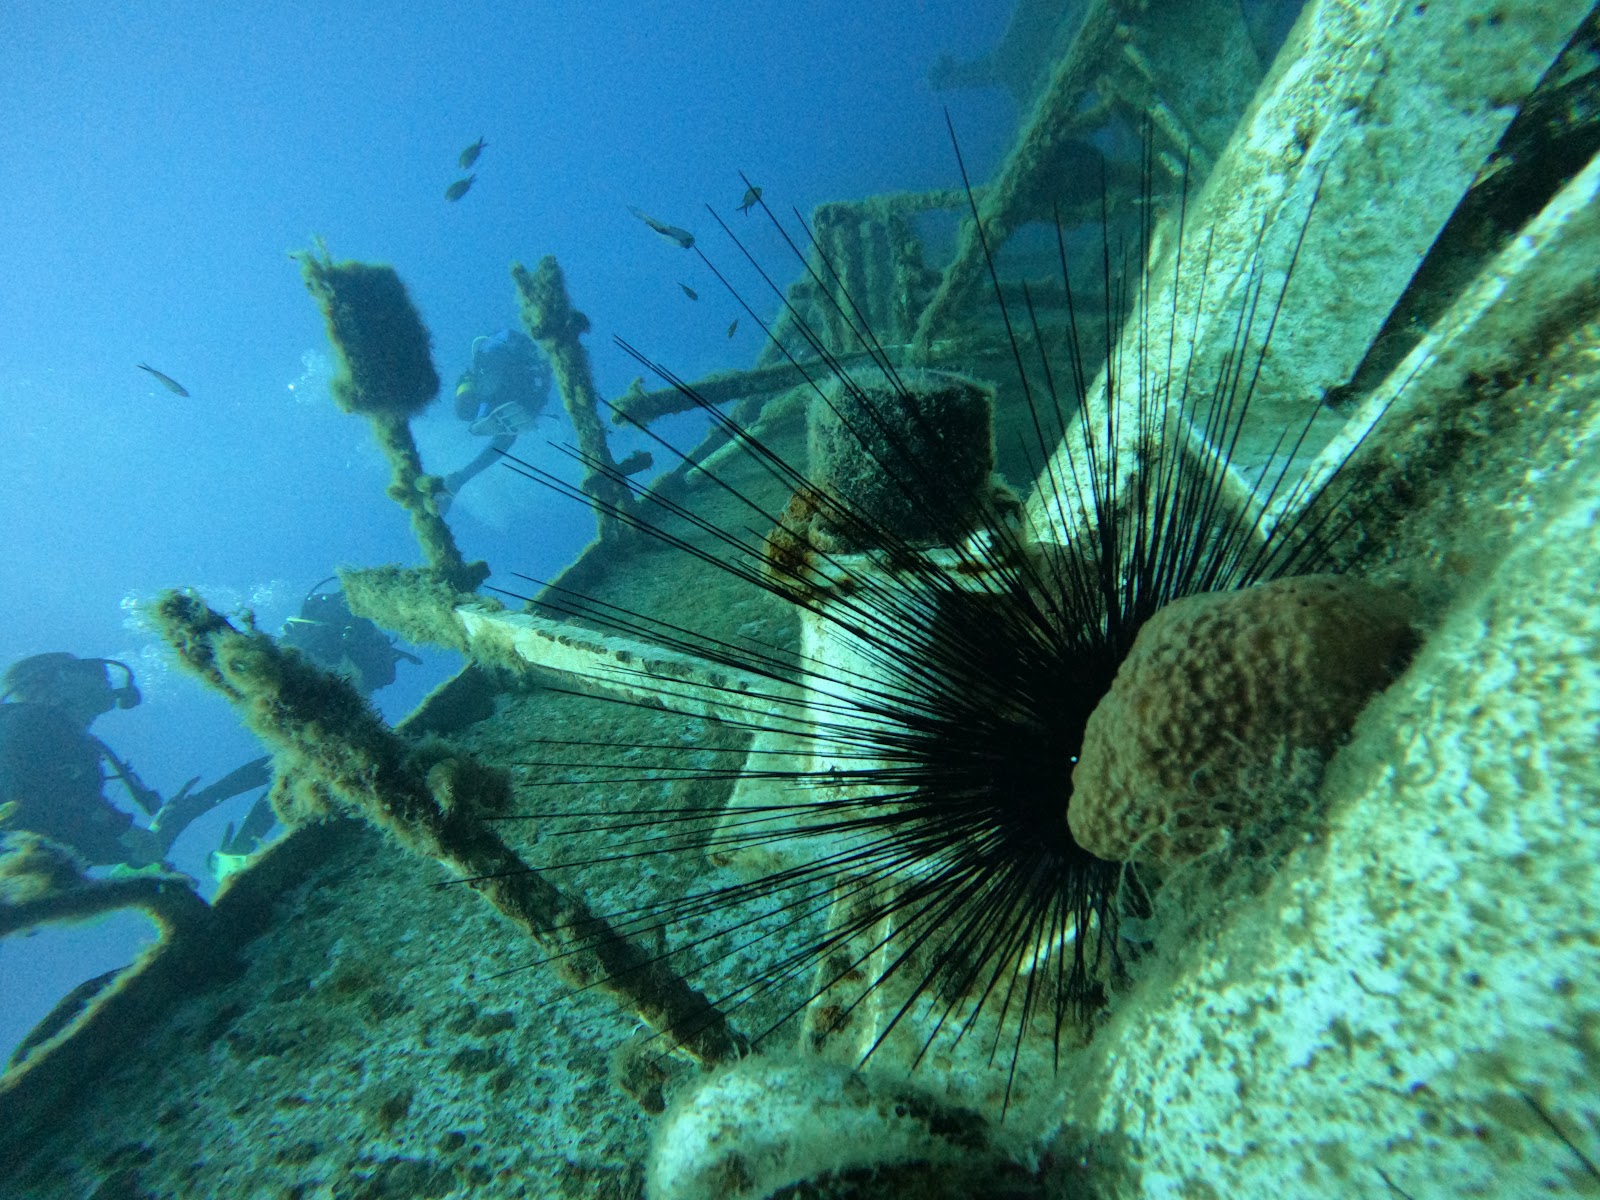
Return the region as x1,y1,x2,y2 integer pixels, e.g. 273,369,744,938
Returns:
0,409,816,1197
7,816,648,1198
2,698,757,1199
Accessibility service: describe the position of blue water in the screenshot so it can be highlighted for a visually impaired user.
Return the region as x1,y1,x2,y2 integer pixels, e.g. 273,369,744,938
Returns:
0,1,1015,1064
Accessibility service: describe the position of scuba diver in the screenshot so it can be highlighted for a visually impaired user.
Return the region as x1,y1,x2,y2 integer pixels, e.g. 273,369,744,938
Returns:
0,653,168,867
280,579,422,695
0,653,274,870
438,329,554,509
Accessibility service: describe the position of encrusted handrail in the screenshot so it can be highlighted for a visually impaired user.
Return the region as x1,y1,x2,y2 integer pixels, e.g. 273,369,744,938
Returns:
151,590,749,1068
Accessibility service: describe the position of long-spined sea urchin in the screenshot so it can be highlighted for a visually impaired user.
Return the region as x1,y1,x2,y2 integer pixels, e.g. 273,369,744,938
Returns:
486,119,1408,1113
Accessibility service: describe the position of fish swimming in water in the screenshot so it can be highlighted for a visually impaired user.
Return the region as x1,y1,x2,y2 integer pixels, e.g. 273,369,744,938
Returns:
738,185,762,215
137,363,190,397
445,174,476,202
726,318,738,338
679,283,698,301
458,137,487,169
628,206,694,249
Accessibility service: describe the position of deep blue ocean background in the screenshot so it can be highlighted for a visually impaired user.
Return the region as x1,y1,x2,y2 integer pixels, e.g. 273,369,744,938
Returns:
0,2,1016,1065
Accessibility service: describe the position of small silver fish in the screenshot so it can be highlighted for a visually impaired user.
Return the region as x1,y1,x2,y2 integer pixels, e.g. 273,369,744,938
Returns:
137,363,189,397
738,185,762,215
445,174,476,202
458,137,487,169
726,319,738,338
680,283,698,301
629,206,694,249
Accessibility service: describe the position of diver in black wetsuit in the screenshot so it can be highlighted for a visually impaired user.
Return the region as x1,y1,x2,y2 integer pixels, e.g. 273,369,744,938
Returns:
0,653,166,867
438,329,554,510
280,580,422,696
0,654,275,872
